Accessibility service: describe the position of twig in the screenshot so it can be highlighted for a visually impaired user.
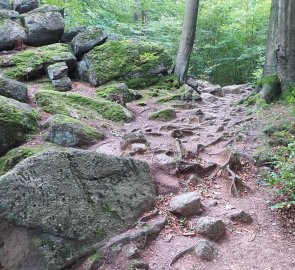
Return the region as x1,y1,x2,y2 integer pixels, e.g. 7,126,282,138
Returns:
169,245,195,269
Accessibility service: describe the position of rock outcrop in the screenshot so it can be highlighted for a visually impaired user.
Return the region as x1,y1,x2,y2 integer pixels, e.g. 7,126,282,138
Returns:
0,96,39,155
0,149,156,269
0,0,9,9
13,0,39,14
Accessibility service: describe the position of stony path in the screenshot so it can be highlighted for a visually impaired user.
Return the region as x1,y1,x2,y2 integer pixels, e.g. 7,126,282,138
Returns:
87,84,295,270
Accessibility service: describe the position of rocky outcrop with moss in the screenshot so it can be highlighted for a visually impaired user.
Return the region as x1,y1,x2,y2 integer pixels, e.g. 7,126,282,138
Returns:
44,114,104,146
36,90,134,122
0,148,156,269
149,107,177,121
77,40,172,87
0,95,39,155
0,76,28,102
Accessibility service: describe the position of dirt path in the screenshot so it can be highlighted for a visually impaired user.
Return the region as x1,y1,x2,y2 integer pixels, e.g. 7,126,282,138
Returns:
88,86,295,270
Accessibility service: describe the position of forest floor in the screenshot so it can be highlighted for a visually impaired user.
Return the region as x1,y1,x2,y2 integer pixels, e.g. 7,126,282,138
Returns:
26,80,295,270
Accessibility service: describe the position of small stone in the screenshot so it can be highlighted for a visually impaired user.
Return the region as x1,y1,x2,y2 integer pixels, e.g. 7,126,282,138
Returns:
47,62,68,80
131,143,147,153
186,175,199,185
216,125,224,132
208,200,218,207
196,217,226,241
229,210,253,224
194,239,217,261
127,245,139,259
193,109,204,116
120,132,148,150
52,77,72,91
128,259,149,270
170,192,202,216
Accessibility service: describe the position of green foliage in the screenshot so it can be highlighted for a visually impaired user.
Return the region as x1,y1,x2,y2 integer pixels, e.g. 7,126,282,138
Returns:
258,74,280,87
242,94,267,107
36,90,128,122
149,107,176,121
267,141,295,209
96,84,135,103
283,86,295,105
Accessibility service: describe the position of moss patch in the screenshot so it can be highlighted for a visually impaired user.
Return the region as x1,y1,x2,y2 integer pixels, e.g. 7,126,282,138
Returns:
258,74,280,87
36,90,128,122
86,40,172,86
0,144,55,176
96,83,135,103
2,43,74,81
149,108,176,121
242,94,267,107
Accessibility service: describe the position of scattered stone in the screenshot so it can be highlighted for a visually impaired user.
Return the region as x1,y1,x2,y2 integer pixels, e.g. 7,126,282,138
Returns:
201,93,218,103
203,85,224,97
52,77,72,91
196,217,226,241
193,109,204,116
127,245,139,259
170,192,202,216
222,84,250,95
0,149,156,269
186,175,200,185
23,5,64,46
13,0,39,14
171,129,194,138
216,125,225,132
204,114,217,121
128,259,149,270
208,200,218,207
170,101,196,110
71,27,108,57
186,77,199,92
44,114,104,146
229,210,253,224
47,62,68,80
194,239,217,261
0,76,28,102
121,132,148,150
131,143,147,153
180,84,202,102
156,153,175,165
61,25,87,43
149,108,176,122
0,10,20,23
0,19,28,51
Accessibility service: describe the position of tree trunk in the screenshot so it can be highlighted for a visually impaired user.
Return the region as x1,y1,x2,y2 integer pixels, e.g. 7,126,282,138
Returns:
174,0,200,84
261,0,295,102
134,0,139,22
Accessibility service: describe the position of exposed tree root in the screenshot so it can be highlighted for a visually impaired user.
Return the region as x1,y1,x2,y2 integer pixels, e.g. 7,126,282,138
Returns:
169,245,195,269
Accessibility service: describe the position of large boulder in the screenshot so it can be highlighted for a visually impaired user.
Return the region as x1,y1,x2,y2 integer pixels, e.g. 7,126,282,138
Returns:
71,27,108,57
0,76,28,102
22,5,64,46
0,96,39,155
0,148,156,269
77,40,172,86
2,43,76,81
0,19,28,51
13,0,39,14
0,0,10,9
61,26,87,43
44,114,104,146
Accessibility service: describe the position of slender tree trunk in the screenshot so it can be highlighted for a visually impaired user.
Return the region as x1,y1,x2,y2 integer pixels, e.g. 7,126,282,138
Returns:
174,0,200,84
261,0,295,102
134,0,139,22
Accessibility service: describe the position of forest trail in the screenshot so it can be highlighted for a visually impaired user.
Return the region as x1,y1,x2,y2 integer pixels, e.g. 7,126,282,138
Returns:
26,80,295,270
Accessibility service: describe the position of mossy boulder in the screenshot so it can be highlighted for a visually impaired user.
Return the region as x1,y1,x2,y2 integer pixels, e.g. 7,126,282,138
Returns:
22,5,64,46
0,148,156,269
36,90,134,122
0,144,55,176
0,76,28,102
44,114,104,146
96,82,136,105
13,0,39,14
71,27,108,57
2,43,77,81
77,40,172,87
149,108,176,121
0,10,21,23
0,95,39,155
0,19,28,51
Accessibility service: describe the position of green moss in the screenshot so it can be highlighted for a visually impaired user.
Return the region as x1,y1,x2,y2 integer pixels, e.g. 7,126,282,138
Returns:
2,43,73,81
0,96,39,134
87,40,172,86
157,93,181,103
90,250,103,263
242,94,267,106
0,144,55,176
126,77,160,89
283,86,295,105
36,90,128,122
258,74,280,87
152,75,180,90
149,107,176,121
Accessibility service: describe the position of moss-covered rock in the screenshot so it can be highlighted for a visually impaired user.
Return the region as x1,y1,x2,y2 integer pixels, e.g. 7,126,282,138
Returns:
0,76,28,102
36,90,133,122
96,83,136,105
0,144,55,176
44,114,104,146
78,40,172,87
0,96,39,155
149,108,176,121
242,94,267,106
258,74,281,103
2,43,77,81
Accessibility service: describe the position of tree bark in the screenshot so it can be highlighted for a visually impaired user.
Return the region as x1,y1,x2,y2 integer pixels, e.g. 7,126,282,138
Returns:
174,0,200,84
261,0,295,102
134,0,139,22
